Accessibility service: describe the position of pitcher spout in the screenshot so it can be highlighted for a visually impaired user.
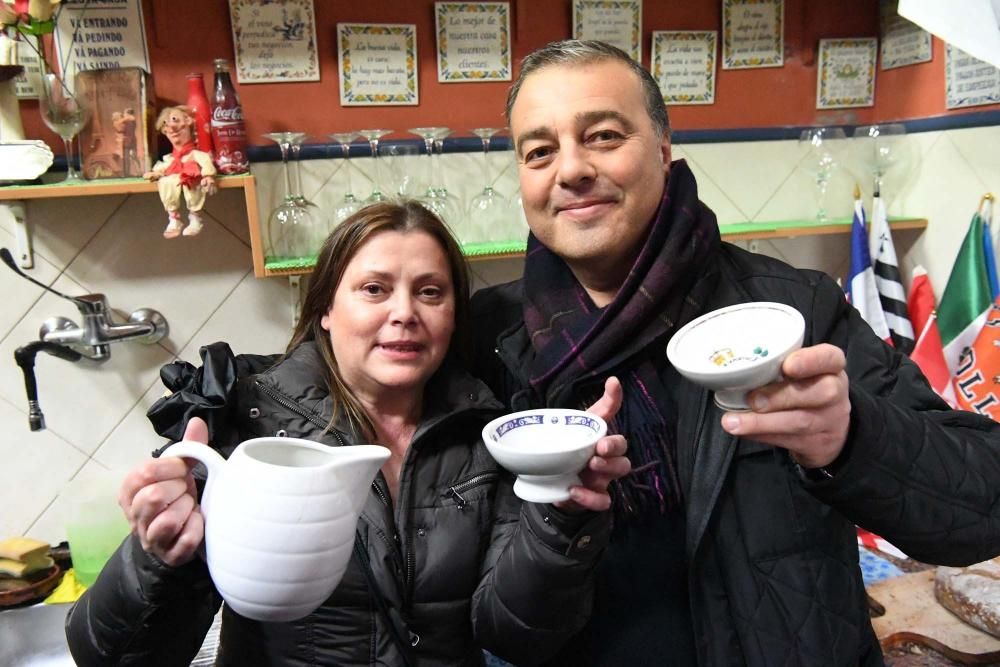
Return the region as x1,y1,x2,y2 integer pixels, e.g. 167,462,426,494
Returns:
334,445,391,512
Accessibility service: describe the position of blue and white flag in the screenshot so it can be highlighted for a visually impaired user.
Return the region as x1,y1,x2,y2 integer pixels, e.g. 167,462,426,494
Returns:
869,196,914,353
848,199,892,343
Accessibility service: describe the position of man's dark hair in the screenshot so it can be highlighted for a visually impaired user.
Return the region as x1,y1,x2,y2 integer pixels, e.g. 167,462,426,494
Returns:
505,39,670,138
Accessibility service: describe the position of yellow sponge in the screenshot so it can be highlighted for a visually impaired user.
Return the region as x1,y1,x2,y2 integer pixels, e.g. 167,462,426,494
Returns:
0,536,49,562
0,555,54,578
0,537,52,578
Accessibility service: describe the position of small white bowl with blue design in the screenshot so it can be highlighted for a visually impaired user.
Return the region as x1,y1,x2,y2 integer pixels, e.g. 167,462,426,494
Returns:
666,302,806,411
482,409,608,503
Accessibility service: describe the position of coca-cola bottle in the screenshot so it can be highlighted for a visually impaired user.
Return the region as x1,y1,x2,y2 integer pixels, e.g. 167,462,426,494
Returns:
185,73,214,154
210,58,249,174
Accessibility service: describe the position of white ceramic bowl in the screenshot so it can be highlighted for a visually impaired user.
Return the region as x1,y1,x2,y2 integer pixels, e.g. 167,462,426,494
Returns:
481,409,607,503
666,302,805,411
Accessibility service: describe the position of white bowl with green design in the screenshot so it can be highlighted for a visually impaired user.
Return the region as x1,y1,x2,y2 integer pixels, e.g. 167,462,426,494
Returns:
666,302,805,411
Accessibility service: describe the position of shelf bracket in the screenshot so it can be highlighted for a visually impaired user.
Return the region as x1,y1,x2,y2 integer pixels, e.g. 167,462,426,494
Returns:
289,275,301,329
2,201,32,269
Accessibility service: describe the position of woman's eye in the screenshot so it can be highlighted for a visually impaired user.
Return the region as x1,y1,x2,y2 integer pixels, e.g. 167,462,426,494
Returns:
361,283,385,296
419,286,443,299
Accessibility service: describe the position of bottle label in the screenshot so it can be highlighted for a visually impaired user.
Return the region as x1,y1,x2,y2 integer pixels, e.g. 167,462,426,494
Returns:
212,106,244,122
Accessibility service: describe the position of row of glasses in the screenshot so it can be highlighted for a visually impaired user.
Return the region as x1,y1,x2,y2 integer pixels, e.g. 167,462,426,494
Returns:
798,124,914,221
264,127,529,261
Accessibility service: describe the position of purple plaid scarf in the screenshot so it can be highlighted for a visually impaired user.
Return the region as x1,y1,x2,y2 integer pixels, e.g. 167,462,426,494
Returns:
522,160,720,516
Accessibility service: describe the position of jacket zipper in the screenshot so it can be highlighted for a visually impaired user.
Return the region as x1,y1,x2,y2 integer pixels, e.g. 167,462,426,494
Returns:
442,472,500,509
253,379,340,441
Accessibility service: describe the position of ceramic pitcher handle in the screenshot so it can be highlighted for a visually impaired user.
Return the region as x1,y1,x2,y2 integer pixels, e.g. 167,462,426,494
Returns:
164,440,226,479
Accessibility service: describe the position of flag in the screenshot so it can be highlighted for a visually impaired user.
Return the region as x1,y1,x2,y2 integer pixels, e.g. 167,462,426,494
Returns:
847,199,892,342
953,296,1000,420
983,198,999,299
869,195,914,353
938,211,993,375
907,266,957,406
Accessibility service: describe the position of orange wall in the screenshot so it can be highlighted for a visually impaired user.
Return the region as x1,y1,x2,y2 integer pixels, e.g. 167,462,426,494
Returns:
21,0,999,152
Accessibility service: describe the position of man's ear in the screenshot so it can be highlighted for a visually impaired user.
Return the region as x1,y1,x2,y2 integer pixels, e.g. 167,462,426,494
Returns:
660,134,672,171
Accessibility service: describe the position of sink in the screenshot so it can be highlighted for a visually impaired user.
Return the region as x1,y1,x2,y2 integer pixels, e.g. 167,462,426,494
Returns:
0,602,221,666
0,602,74,666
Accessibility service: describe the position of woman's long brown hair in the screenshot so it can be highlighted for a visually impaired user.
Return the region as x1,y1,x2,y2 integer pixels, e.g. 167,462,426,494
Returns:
286,200,471,442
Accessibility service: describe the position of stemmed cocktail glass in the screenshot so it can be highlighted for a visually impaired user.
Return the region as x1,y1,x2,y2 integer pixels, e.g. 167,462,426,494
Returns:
409,127,462,227
264,132,323,260
798,127,847,222
330,132,362,225
468,128,508,244
38,70,89,182
358,129,393,203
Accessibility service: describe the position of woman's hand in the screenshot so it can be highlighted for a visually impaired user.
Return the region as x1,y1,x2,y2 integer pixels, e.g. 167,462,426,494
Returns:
556,377,631,512
118,417,209,567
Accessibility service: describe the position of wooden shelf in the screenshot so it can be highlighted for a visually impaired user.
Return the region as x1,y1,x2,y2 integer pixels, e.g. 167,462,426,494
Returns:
0,174,257,200
0,174,262,273
258,217,928,278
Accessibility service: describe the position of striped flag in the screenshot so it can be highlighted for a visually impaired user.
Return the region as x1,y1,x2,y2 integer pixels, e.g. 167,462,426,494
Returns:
938,210,993,375
869,195,914,353
847,198,892,343
907,266,957,406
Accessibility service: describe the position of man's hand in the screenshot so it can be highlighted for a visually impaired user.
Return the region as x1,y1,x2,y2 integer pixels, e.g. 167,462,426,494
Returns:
556,377,631,512
720,343,850,469
118,417,209,567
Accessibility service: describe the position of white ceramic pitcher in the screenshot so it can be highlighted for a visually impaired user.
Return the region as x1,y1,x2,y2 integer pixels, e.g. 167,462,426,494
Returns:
167,436,390,622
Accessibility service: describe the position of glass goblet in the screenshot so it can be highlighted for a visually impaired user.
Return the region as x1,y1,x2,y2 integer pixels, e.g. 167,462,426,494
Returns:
851,124,913,200
38,71,89,182
358,128,393,203
330,132,362,225
468,128,509,244
264,132,323,260
798,127,847,222
408,127,462,229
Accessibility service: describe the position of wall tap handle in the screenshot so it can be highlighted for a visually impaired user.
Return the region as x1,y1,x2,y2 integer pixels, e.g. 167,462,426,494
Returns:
1,247,86,307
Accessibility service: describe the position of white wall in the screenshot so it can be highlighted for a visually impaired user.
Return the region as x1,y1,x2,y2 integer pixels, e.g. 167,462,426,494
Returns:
1,123,997,542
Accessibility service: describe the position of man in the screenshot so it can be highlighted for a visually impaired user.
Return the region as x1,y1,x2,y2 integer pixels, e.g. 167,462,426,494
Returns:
470,40,1000,665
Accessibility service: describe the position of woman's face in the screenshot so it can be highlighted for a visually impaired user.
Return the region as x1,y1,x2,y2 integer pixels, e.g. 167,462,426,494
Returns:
321,230,456,404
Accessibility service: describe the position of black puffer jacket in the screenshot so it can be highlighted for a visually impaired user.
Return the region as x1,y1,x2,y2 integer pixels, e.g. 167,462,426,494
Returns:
470,242,1000,666
66,342,610,666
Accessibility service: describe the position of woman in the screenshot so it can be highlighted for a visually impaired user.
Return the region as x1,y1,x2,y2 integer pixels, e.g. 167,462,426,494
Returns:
66,201,629,667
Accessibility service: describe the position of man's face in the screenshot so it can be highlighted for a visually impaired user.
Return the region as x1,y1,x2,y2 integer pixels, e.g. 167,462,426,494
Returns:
510,60,671,288
161,109,193,148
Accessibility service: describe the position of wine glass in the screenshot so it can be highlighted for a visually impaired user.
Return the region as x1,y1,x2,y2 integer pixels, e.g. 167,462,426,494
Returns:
358,129,393,203
38,71,89,183
408,127,462,228
851,124,914,201
330,132,362,225
264,132,323,261
468,128,509,244
798,127,847,222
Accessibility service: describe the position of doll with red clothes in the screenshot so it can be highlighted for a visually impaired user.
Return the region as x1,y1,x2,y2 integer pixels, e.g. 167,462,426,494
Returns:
143,105,217,238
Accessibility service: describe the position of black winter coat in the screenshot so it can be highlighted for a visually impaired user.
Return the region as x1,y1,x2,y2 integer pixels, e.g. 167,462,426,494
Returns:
470,242,1000,666
66,342,610,666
